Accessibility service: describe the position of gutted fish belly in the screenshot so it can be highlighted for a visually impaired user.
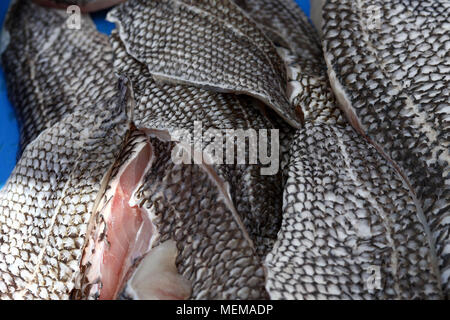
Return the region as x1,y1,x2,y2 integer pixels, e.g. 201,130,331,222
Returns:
32,0,127,12
322,0,450,295
107,0,303,128
238,0,442,299
111,30,283,259
120,240,192,300
78,129,268,300
2,0,116,155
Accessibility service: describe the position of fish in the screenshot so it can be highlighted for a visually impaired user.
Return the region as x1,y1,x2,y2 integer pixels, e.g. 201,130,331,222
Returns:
322,0,450,296
1,0,117,155
2,0,282,300
77,129,269,300
238,0,442,299
31,0,127,12
109,30,283,258
106,0,303,128
0,79,130,299
73,29,284,300
0,0,133,299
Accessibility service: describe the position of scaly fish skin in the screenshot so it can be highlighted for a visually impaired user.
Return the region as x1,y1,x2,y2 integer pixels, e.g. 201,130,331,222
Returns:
129,136,268,299
1,0,447,301
322,0,450,296
106,0,303,128
2,0,116,155
0,81,131,299
104,28,284,299
0,0,132,299
110,30,283,259
238,0,442,299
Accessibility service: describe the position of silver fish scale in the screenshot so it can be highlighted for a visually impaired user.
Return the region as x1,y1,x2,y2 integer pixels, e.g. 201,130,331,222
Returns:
107,0,302,128
323,0,450,295
0,89,130,300
175,0,287,82
238,0,442,298
235,0,322,60
0,0,130,299
111,31,283,258
235,0,345,126
266,123,441,299
2,1,116,155
134,137,268,299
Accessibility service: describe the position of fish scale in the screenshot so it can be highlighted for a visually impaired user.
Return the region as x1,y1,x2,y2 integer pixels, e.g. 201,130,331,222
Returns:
110,30,283,259
322,0,449,296
2,0,116,155
269,122,441,299
235,0,322,59
237,0,442,299
0,82,131,299
130,137,268,299
0,0,131,299
106,0,302,128
235,0,345,126
1,0,447,300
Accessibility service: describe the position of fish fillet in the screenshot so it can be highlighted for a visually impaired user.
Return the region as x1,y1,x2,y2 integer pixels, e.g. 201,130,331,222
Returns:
0,0,132,299
322,0,450,296
2,0,116,155
0,80,131,299
76,130,268,299
106,0,303,128
110,30,283,258
238,0,442,299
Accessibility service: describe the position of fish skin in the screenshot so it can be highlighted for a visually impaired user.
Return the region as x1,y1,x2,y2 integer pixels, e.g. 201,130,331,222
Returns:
238,0,442,299
322,0,450,296
106,0,303,128
234,0,344,127
268,123,441,299
110,30,283,259
234,0,322,60
127,136,268,299
2,0,116,156
78,128,268,300
0,0,131,299
108,31,279,299
0,81,131,299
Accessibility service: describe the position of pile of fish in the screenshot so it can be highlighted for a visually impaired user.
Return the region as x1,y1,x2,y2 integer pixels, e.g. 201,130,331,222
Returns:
0,0,448,300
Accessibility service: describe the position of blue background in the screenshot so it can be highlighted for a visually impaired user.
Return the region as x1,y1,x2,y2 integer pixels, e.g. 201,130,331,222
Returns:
0,0,311,188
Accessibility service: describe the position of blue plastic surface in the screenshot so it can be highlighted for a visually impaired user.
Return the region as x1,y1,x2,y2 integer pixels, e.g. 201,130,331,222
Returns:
0,1,18,188
0,0,311,188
